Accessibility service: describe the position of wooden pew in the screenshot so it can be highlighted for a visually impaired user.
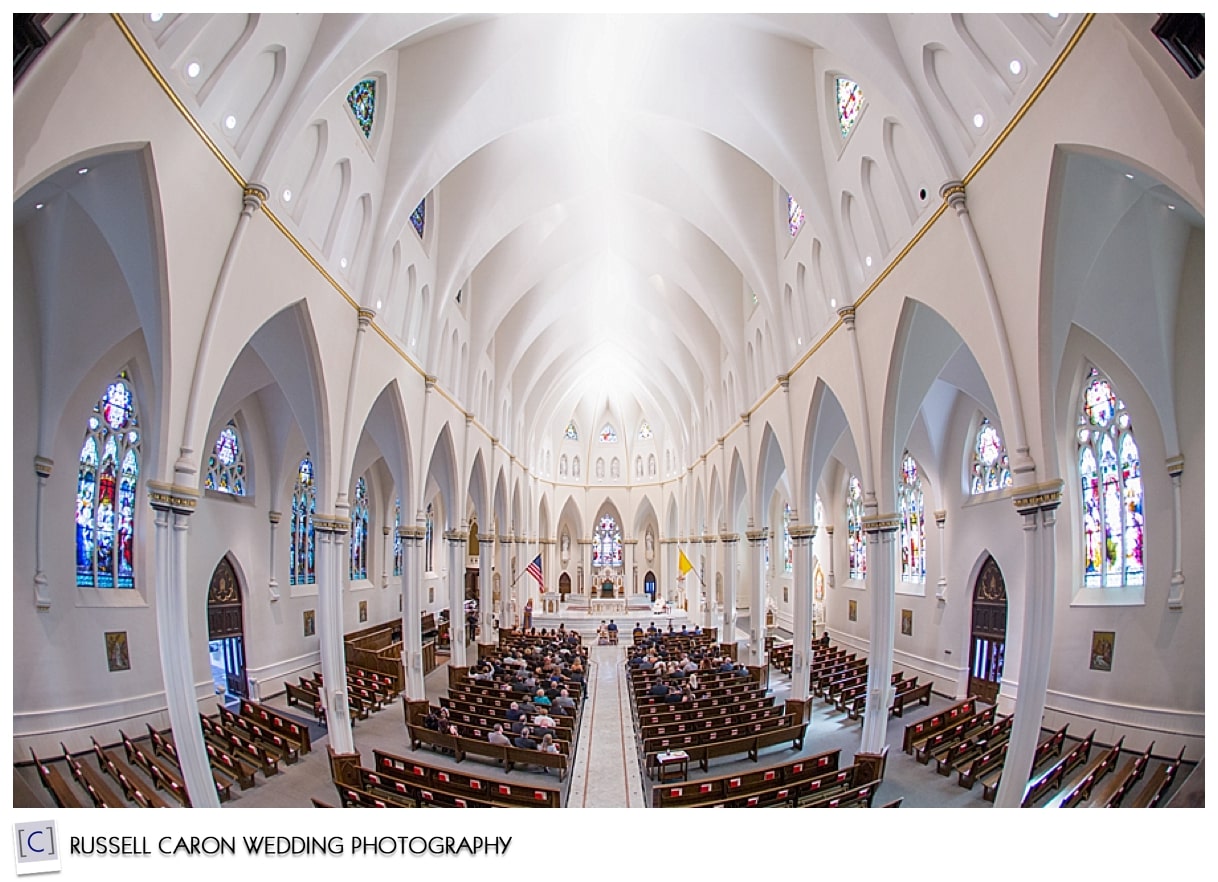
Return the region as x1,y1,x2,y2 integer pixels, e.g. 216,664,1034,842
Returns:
91,737,170,808
913,706,998,764
237,698,313,754
890,680,933,717
147,724,249,793
30,748,84,807
372,748,563,808
935,715,1012,776
981,724,1067,802
1081,741,1153,808
652,749,841,808
802,779,878,808
1126,746,1186,808
1021,730,1095,807
903,697,979,754
1059,736,1125,807
217,705,302,764
200,714,279,778
119,730,197,806
62,743,125,808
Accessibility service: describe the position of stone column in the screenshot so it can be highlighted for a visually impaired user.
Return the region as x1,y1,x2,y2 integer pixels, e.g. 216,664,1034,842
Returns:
624,538,636,596
720,533,739,645
32,456,53,610
267,510,281,602
789,524,817,704
497,532,510,630
1166,456,1185,609
744,529,768,666
314,514,354,754
147,482,220,807
994,482,1063,808
825,525,835,589
934,510,947,603
478,532,494,646
381,524,391,590
445,530,468,667
859,515,899,754
399,526,425,700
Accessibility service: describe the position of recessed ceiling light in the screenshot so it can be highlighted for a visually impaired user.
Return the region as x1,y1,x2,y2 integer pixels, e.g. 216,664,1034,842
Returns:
1168,204,1177,211
35,203,44,210
1009,59,1023,76
77,167,88,175
186,61,201,78
865,255,872,267
830,298,837,309
972,113,985,128
1125,173,1135,180
340,257,348,268
224,115,237,130
282,188,292,202
797,337,803,346
376,299,382,310
1048,13,1060,19
149,13,163,22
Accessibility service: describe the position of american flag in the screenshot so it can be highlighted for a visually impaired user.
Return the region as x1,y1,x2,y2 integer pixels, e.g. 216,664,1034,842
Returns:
526,554,544,592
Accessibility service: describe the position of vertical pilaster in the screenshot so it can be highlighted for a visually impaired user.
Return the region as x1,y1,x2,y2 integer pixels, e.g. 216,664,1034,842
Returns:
994,482,1063,808
445,530,468,667
934,510,947,603
720,533,738,644
789,524,817,704
825,525,835,589
33,456,53,610
859,514,899,754
1167,456,1185,609
148,482,220,808
497,532,510,630
399,526,425,700
267,510,281,602
478,532,494,645
744,529,768,666
314,514,354,754
381,524,390,590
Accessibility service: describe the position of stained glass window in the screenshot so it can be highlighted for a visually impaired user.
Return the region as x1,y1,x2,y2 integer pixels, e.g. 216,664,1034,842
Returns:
290,455,316,586
593,515,623,569
205,420,246,496
836,76,864,139
600,424,617,443
814,493,825,527
564,420,579,441
638,421,652,440
783,504,793,573
970,417,1012,494
847,475,866,580
424,503,434,572
788,194,805,238
572,456,580,479
77,373,140,588
393,497,403,577
1077,367,1143,588
350,476,369,580
899,453,926,583
410,197,426,238
346,78,376,139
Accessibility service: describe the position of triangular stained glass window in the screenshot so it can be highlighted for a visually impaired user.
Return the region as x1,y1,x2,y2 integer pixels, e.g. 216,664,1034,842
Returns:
564,420,579,441
788,194,805,237
411,198,426,238
347,79,376,139
600,424,618,443
836,77,864,139
637,421,653,440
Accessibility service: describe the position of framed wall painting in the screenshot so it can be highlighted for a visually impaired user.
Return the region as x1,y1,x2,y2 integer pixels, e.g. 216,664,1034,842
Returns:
901,609,913,636
359,600,368,623
303,609,316,637
1090,630,1114,671
105,631,130,672
848,599,857,622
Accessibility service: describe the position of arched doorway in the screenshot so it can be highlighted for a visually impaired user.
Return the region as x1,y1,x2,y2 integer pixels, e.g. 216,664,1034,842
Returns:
207,556,247,700
967,555,1007,705
559,572,571,598
644,571,656,597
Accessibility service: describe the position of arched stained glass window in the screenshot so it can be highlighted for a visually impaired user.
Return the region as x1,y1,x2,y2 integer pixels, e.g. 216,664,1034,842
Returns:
424,503,434,572
788,194,805,237
346,78,376,138
600,424,617,443
847,475,866,580
77,372,141,588
899,452,926,583
836,76,865,138
638,421,652,440
783,503,794,573
205,420,246,496
1078,367,1144,587
971,417,1012,494
814,493,825,527
393,496,403,577
290,455,316,586
593,515,623,569
350,476,369,580
564,420,579,441
572,456,581,479
410,197,426,238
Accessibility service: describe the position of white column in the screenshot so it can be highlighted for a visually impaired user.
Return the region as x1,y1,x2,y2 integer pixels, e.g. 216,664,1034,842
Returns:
267,510,281,602
934,510,947,603
399,526,425,700
497,533,510,630
721,534,739,645
745,529,767,666
994,482,1063,807
32,456,53,610
859,515,899,754
478,532,494,646
381,524,390,590
825,525,836,589
701,536,717,630
148,483,220,808
446,531,468,667
314,516,354,754
1167,456,1185,609
790,524,816,704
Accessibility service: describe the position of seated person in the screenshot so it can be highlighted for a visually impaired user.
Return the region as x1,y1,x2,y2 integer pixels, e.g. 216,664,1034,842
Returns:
533,710,556,729
554,689,576,711
649,678,670,698
538,733,560,756
422,709,442,731
817,631,831,648
487,724,512,746
664,685,683,703
633,623,644,639
533,689,552,708
513,726,538,751
505,701,524,722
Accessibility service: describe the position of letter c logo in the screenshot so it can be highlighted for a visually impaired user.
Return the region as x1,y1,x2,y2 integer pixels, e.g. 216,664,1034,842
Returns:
25,830,45,853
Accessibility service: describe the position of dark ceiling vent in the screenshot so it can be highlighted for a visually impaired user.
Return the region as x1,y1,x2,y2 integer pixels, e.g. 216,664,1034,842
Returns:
14,14,51,83
1152,13,1205,79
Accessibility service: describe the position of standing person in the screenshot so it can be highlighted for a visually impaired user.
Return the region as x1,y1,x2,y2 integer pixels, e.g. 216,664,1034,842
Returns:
523,597,533,630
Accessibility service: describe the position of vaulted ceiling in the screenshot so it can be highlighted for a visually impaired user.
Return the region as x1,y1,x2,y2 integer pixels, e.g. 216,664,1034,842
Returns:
130,12,1079,464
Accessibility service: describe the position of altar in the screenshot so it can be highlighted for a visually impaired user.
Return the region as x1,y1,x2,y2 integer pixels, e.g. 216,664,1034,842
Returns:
590,598,626,615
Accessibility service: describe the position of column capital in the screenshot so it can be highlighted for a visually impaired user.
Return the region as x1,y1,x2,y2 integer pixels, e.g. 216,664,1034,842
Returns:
424,375,438,390
745,528,768,543
861,513,900,534
777,373,790,389
740,412,751,426
497,533,511,544
788,524,817,542
837,304,856,325
939,179,967,211
1012,480,1064,514
312,515,350,534
478,533,496,544
357,306,376,327
719,532,739,544
444,529,468,543
934,509,947,527
701,534,718,545
147,481,199,514
399,525,425,541
1166,455,1185,477
623,538,638,546
33,455,54,478
268,510,282,525
242,183,269,214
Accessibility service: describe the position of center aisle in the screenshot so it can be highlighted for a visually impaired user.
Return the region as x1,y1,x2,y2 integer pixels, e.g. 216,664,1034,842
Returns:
565,643,647,808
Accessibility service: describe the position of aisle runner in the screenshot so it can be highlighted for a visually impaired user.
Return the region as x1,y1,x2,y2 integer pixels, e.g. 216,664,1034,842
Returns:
565,644,647,808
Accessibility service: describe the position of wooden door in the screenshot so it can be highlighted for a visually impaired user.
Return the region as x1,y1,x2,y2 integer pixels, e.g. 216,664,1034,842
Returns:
207,556,247,699
967,555,1007,705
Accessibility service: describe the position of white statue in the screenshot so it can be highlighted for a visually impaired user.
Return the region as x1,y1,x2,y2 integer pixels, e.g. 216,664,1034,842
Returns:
561,529,570,564
645,527,655,562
